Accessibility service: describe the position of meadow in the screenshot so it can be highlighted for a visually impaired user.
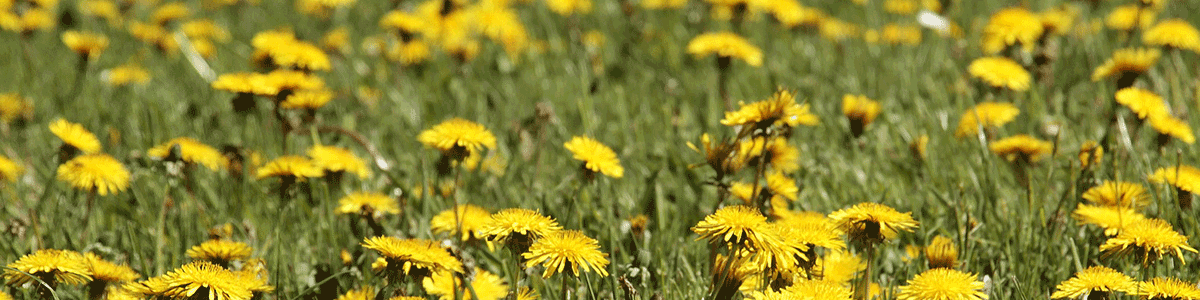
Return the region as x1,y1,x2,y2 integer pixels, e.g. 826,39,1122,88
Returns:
2,0,1200,299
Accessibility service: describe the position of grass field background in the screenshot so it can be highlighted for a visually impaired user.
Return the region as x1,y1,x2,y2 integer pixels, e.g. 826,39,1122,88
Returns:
2,0,1200,299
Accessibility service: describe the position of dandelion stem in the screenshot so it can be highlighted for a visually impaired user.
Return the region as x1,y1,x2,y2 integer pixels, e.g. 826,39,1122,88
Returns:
856,243,876,300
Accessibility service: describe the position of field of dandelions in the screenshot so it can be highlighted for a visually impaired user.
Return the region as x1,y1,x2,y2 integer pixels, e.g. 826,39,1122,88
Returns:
3,0,1200,299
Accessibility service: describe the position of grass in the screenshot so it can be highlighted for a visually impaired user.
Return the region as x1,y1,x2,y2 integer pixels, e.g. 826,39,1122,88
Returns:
2,0,1200,299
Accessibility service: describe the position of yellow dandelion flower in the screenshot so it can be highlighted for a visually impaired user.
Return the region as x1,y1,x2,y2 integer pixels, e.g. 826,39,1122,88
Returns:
955,102,1020,138
1040,6,1076,36
147,137,229,171
1051,266,1134,299
0,155,23,182
524,230,610,278
910,134,929,160
158,261,253,300
1132,277,1200,300
251,30,332,71
819,18,860,42
423,268,508,300
813,250,863,284
1148,165,1200,195
128,21,178,53
212,72,276,96
925,235,958,269
3,249,92,286
1115,88,1168,120
84,253,139,285
1073,204,1146,236
362,236,464,278
1100,218,1198,263
308,145,370,178
103,63,151,87
379,10,426,35
262,70,326,95
881,23,922,45
883,0,916,15
776,279,853,300
728,137,800,174
989,134,1053,163
776,211,846,250
79,0,121,25
968,56,1031,91
0,93,33,124
545,0,591,16
563,136,623,179
1147,113,1195,145
335,192,400,217
1,9,54,33
1145,19,1200,52
516,287,540,300
829,202,918,244
641,0,686,9
1079,141,1103,169
754,224,811,270
62,30,109,59
766,171,798,201
687,32,763,67
50,118,102,154
481,208,562,251
431,204,492,241
418,118,497,157
1092,48,1161,82
322,27,351,52
57,154,130,196
186,240,252,265
981,7,1044,54
150,3,190,25
693,205,770,249
182,19,230,42
843,94,881,136
1082,181,1150,208
1105,4,1155,32
765,1,824,28
234,260,273,294
386,39,431,66
255,156,324,180
897,268,987,300
336,286,375,300
721,89,819,129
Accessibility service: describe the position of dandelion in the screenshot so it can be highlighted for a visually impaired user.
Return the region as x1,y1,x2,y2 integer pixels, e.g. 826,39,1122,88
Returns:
186,239,253,266
981,7,1043,54
515,287,540,300
1092,48,1160,88
1079,141,1104,169
386,40,432,66
57,153,130,196
896,268,987,300
147,137,229,171
182,19,230,42
925,236,958,269
829,202,918,245
693,205,770,249
1144,19,1200,52
1149,165,1200,209
0,93,32,124
84,253,139,299
813,250,863,285
431,204,492,242
1146,113,1195,145
1105,4,1155,32
563,136,623,179
687,32,763,67
842,94,880,137
104,63,151,87
150,3,190,25
335,287,376,300
155,261,254,300
764,1,824,28
1082,181,1149,208
281,89,334,110
1073,204,1146,236
545,0,592,16
481,208,562,253
62,30,108,60
968,57,1031,91
910,135,929,161
1099,218,1197,264
1051,266,1134,299
1040,6,1076,36
954,102,1020,138
308,145,371,179
721,89,819,131
322,27,350,52
50,118,102,156
0,155,23,182
336,192,400,218
819,18,861,42
989,134,1053,163
1131,277,1200,300
4,249,92,288
880,23,922,45
523,230,610,278
362,236,464,281
418,118,497,161
423,268,508,300
1114,88,1167,120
